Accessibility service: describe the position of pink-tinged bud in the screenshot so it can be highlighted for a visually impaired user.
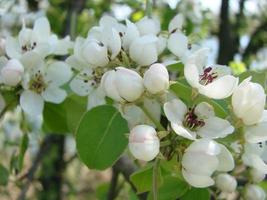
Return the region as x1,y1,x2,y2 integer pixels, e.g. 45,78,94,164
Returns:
129,125,159,161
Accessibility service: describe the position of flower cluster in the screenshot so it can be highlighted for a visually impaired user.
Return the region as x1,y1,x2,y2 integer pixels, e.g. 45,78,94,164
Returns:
1,12,267,199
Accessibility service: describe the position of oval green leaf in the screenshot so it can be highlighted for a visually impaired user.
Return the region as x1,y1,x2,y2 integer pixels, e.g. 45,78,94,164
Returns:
76,105,129,170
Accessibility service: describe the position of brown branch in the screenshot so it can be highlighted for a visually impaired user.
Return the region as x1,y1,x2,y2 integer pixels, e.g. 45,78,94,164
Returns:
107,167,120,200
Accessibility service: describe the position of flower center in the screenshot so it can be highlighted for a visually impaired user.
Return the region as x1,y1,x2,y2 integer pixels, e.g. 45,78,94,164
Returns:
183,107,205,131
199,67,218,85
21,42,37,52
29,71,47,94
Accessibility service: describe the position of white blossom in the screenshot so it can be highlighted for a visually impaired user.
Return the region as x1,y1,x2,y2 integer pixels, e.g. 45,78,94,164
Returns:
163,99,234,140
135,17,160,36
184,48,238,99
250,168,266,183
232,77,266,126
182,139,234,188
5,17,72,59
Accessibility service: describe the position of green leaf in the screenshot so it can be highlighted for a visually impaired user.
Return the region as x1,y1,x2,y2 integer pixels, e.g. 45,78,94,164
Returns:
148,176,188,200
170,81,192,103
130,164,162,194
167,62,184,74
42,95,87,134
0,164,9,186
76,105,129,170
181,188,210,200
63,95,87,133
42,102,69,134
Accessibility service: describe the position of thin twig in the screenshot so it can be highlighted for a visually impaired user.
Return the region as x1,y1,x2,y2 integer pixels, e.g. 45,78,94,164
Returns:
107,167,120,200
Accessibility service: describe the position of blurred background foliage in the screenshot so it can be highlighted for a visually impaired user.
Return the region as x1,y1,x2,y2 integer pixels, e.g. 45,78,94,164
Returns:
0,0,267,199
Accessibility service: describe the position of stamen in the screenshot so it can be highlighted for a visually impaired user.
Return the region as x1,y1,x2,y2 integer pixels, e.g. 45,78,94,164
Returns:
199,66,218,85
183,107,205,131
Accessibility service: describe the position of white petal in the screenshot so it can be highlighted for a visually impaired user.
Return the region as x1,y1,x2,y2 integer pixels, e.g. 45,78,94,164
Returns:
20,90,44,116
182,169,214,188
101,70,123,102
197,117,234,139
195,102,215,119
87,87,106,110
20,51,44,73
167,32,188,58
217,144,235,172
122,19,140,50
184,61,201,89
186,138,221,156
33,17,51,41
171,123,196,140
168,14,184,33
53,36,73,55
70,75,94,96
199,75,239,99
42,86,67,103
33,42,51,57
245,122,267,143
182,152,219,176
102,28,121,59
247,154,267,174
5,36,21,59
46,61,73,86
163,99,187,123
157,36,167,55
136,17,160,36
65,55,87,71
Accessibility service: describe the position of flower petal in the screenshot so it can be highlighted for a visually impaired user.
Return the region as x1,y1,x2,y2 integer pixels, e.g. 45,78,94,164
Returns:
182,152,219,176
245,122,267,143
171,122,196,140
46,61,73,86
197,117,234,139
217,144,235,172
167,32,188,58
5,36,21,59
163,99,187,123
20,90,44,116
33,17,51,41
168,14,184,33
199,75,238,99
186,138,221,156
87,87,106,110
42,86,67,104
184,61,201,89
182,169,214,188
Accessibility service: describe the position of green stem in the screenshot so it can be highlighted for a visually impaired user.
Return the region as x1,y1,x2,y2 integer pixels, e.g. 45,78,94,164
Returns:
152,158,160,200
138,104,165,131
145,0,152,17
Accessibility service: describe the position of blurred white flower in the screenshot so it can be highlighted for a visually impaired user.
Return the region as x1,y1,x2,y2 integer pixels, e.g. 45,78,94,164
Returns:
244,184,266,200
184,48,238,99
215,173,237,193
250,168,266,183
164,99,234,140
232,77,266,126
0,57,24,86
5,17,72,59
101,67,144,102
143,63,169,94
129,124,159,161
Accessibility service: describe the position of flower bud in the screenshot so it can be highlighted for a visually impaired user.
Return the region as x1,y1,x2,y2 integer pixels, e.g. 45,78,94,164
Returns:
136,17,160,36
215,173,237,193
250,168,266,183
101,67,144,102
244,184,266,200
129,35,158,66
232,77,266,125
82,39,109,67
1,59,24,86
143,63,169,94
129,125,160,161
